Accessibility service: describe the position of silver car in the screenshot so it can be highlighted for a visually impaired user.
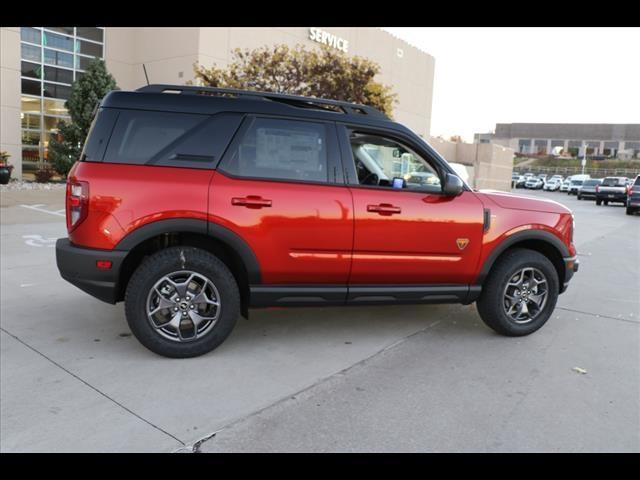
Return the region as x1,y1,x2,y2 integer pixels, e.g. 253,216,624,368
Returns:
577,178,603,200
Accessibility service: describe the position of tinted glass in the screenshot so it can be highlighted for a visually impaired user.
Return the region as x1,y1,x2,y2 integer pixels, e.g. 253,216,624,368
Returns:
43,82,72,100
21,61,42,79
77,40,102,57
635,177,640,186
21,43,41,62
42,31,74,51
583,180,600,186
21,78,41,96
223,118,328,182
44,48,73,68
76,27,104,42
44,66,73,84
21,27,41,44
571,180,583,186
103,110,207,165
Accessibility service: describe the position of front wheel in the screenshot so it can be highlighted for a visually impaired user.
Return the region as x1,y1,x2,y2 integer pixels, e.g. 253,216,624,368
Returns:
125,247,240,358
476,248,559,336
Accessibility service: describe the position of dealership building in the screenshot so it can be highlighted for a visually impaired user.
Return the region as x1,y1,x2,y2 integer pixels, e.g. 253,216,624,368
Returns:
474,123,640,159
0,27,435,179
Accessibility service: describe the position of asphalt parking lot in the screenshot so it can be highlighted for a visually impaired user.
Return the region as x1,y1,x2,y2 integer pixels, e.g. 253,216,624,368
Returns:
1,187,638,452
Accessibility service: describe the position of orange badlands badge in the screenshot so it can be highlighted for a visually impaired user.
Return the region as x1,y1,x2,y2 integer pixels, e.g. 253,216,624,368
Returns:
456,238,470,250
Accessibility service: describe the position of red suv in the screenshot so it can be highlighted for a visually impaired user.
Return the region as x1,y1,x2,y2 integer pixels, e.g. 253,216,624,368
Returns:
56,85,579,358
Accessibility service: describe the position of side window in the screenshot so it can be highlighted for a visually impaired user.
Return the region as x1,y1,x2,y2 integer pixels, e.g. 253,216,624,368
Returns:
102,110,243,168
348,131,442,192
221,117,329,183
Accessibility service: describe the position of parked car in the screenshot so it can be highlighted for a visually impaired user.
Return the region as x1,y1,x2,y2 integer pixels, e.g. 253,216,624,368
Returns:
568,175,591,195
525,176,545,189
577,178,603,200
595,177,629,206
550,174,564,182
560,178,571,192
511,173,526,188
543,178,562,191
626,175,640,215
55,84,579,358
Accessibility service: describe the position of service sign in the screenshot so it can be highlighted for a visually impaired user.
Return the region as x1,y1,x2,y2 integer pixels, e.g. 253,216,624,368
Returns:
309,28,349,53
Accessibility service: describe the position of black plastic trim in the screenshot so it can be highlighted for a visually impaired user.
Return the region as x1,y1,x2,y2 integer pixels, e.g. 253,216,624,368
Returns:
56,238,126,304
249,284,477,308
475,229,570,285
114,218,262,284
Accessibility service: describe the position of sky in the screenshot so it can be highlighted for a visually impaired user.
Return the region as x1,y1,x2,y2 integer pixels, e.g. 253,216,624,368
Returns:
383,27,640,143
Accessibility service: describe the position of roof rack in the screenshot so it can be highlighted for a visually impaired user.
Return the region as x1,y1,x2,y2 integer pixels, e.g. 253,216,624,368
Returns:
135,84,389,119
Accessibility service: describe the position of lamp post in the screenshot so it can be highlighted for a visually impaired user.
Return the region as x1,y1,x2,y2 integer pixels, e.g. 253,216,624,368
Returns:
582,141,587,175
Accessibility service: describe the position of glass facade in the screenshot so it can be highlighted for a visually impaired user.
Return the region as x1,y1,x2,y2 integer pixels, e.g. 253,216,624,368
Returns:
19,27,105,175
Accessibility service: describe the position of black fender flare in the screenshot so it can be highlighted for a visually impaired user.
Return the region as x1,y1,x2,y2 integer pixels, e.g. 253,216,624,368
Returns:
114,218,261,284
475,229,569,285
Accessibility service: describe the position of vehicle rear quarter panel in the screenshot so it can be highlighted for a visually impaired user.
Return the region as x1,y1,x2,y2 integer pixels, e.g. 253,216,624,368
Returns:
68,162,213,249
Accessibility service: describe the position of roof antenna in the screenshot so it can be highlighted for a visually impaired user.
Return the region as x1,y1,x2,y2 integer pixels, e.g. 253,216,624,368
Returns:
142,64,150,86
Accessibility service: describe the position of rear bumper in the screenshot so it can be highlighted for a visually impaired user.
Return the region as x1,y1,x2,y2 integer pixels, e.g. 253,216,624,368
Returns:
56,238,126,304
561,255,579,293
596,192,627,201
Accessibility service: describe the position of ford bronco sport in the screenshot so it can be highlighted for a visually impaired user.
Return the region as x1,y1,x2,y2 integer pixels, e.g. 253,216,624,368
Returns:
56,85,579,358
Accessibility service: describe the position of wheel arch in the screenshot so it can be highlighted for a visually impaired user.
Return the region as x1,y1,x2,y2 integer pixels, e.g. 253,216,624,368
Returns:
476,230,569,292
115,219,261,317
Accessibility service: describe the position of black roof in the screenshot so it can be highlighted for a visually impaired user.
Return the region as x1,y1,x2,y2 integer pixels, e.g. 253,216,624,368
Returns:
100,84,403,131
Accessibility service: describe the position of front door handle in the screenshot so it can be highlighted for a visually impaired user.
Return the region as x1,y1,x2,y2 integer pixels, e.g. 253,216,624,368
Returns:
231,196,272,209
367,203,402,215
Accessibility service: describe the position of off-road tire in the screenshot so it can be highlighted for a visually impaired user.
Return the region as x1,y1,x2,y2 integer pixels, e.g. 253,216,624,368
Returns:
476,248,559,337
125,247,240,358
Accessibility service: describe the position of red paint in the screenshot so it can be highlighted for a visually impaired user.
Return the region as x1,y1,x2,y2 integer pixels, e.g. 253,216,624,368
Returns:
66,163,576,285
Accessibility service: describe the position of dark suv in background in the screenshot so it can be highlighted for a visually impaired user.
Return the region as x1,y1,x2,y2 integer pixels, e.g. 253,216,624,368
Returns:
595,177,629,206
627,175,640,215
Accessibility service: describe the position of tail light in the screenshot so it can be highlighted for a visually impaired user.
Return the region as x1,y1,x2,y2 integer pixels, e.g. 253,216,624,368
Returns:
595,185,600,193
66,180,89,232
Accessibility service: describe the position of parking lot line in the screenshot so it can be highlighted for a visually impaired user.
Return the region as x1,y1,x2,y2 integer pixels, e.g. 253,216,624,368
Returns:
19,204,65,218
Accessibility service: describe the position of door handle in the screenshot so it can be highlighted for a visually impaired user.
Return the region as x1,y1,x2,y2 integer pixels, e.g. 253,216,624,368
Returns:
231,196,272,208
367,203,402,215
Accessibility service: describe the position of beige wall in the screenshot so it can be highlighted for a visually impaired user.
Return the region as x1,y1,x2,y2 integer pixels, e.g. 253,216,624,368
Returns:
1,27,22,178
429,136,514,191
104,27,435,139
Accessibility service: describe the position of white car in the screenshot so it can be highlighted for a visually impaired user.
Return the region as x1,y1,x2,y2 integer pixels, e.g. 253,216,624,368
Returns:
560,179,571,192
543,178,562,191
525,177,544,189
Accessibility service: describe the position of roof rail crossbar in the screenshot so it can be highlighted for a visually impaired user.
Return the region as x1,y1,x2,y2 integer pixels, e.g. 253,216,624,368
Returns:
135,84,389,119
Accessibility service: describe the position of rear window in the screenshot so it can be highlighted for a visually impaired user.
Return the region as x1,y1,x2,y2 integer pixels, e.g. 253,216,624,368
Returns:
101,109,243,168
583,180,600,186
602,177,625,186
635,176,640,186
571,180,583,185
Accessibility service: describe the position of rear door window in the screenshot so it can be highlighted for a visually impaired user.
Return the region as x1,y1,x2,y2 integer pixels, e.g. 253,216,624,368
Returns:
220,117,333,183
102,110,242,169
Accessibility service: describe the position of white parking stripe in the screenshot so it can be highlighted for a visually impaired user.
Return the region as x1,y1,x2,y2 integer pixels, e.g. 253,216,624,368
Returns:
19,204,65,217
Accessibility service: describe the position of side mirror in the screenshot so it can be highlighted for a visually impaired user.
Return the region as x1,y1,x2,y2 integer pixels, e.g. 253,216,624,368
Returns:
443,173,464,196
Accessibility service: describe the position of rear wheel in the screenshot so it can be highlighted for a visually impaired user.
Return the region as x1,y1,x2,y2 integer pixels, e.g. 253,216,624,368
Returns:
476,248,559,336
125,247,240,358
577,194,582,200
604,200,609,206
627,207,635,215
596,199,602,205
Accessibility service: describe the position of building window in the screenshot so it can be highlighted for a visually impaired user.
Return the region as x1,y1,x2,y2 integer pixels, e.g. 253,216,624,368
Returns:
19,27,105,177
533,139,548,154
518,139,531,154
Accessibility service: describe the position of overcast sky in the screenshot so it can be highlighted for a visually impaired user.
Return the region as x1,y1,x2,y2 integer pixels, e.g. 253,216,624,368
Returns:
382,27,640,142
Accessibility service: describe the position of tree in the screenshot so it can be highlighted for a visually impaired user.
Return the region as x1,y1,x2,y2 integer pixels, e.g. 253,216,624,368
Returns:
449,135,463,143
191,44,397,117
49,59,118,176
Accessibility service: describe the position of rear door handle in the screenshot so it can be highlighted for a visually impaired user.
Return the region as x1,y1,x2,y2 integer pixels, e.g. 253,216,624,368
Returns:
367,203,402,215
231,196,272,208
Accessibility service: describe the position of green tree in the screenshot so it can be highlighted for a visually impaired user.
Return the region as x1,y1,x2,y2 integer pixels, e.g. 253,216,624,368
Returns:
49,59,118,176
191,44,397,117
